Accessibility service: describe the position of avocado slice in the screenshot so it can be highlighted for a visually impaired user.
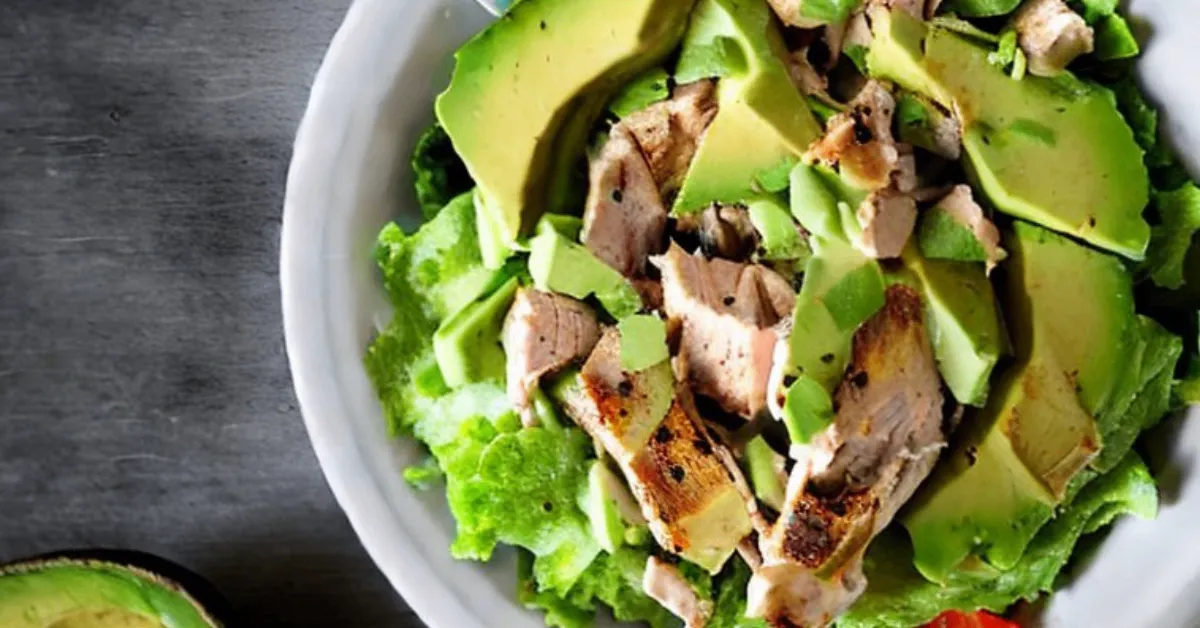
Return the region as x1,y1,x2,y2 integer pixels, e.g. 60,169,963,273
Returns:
433,276,520,388
579,460,645,553
0,552,226,628
437,0,699,247
902,248,1006,407
527,228,642,319
867,9,1151,260
671,0,822,213
902,221,1139,581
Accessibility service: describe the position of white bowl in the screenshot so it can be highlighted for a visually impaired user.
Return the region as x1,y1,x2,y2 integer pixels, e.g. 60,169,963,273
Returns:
281,1,1200,626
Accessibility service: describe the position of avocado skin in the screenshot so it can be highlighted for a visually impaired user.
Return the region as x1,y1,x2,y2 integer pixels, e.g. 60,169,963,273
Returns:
1,550,230,628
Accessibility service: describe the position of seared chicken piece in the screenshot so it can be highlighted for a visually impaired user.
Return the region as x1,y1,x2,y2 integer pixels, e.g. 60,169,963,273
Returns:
936,184,1007,273
644,556,715,628
502,288,600,421
806,80,900,191
582,126,669,277
892,144,918,194
1013,0,1094,77
749,285,946,627
622,80,719,195
653,244,796,418
808,81,920,260
856,188,918,259
676,204,760,262
558,329,754,572
843,11,873,52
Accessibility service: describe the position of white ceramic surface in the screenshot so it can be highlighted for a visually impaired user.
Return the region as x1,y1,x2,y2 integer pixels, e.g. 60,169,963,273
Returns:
281,1,1200,626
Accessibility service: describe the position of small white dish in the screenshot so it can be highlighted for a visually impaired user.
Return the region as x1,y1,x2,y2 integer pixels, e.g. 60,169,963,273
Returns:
281,1,1200,626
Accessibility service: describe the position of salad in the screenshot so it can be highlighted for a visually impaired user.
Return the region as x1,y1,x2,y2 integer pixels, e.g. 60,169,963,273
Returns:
365,0,1200,626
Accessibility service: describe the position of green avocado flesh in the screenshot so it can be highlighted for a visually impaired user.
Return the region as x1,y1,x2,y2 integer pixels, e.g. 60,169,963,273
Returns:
902,248,1005,407
672,0,821,213
781,235,885,443
528,229,642,319
903,222,1139,582
437,0,699,246
616,315,669,372
434,276,520,388
0,561,216,628
581,461,631,553
867,9,1151,260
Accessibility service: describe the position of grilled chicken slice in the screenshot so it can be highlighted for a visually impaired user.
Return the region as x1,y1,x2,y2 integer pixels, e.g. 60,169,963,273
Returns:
935,184,1007,273
644,556,715,628
502,288,600,421
806,80,900,192
1013,0,1094,77
653,244,796,418
622,80,719,196
582,126,669,277
558,329,754,572
749,285,946,627
856,188,918,260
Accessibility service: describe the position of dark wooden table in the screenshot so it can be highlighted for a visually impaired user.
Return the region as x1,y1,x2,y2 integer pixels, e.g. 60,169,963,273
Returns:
0,1,420,625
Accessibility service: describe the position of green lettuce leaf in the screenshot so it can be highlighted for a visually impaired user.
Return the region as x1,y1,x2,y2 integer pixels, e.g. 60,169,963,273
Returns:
1112,77,1173,169
1092,315,1183,470
1146,184,1200,290
1094,14,1140,61
435,417,602,595
518,547,683,628
842,453,1159,628
366,192,499,434
403,457,443,490
412,122,473,219
674,0,749,83
709,559,767,628
797,0,863,24
1074,0,1117,23
609,67,671,119
940,0,1022,18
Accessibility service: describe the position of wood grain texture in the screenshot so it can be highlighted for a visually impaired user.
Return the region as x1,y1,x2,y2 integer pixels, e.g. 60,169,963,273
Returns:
0,0,421,625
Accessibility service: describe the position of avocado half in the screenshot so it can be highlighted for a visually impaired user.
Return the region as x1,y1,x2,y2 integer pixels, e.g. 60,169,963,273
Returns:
0,550,231,628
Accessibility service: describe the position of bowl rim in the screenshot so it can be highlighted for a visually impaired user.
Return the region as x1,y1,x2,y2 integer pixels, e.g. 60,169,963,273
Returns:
280,1,482,627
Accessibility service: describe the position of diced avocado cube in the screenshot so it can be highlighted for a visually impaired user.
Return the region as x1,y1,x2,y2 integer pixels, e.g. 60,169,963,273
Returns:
432,276,520,388
782,375,836,445
617,315,669,372
528,229,642,319
747,194,810,262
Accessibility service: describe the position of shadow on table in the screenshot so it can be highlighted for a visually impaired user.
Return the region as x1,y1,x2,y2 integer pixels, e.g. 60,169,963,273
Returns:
196,508,420,628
